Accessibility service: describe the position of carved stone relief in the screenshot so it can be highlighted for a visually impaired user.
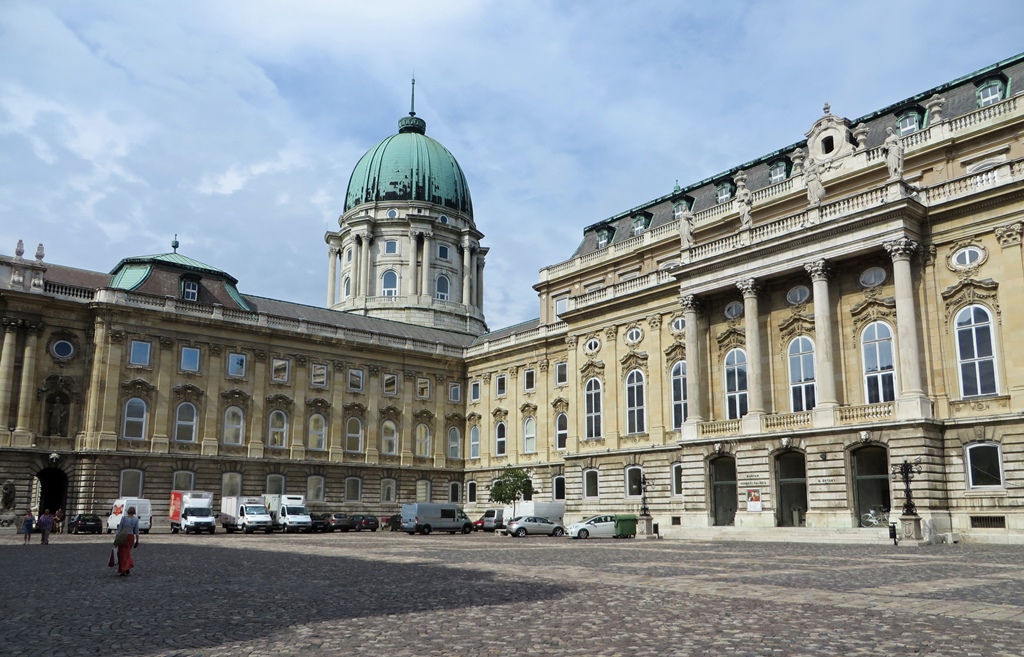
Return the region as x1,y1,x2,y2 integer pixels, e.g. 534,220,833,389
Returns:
940,278,1000,331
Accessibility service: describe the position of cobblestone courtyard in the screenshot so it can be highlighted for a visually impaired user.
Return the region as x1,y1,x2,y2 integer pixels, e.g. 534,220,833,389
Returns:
3,530,1024,656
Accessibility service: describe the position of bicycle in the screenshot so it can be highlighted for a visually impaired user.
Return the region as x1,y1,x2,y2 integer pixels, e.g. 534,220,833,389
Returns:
860,507,890,527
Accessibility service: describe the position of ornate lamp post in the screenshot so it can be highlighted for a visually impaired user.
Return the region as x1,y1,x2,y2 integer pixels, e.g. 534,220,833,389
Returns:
891,457,924,540
639,474,651,517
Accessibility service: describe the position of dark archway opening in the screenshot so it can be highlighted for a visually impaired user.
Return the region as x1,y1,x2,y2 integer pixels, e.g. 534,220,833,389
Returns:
710,456,737,526
853,445,891,525
775,451,807,527
35,467,68,516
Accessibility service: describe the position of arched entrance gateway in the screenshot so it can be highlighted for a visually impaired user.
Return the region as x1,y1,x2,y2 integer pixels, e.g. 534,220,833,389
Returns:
710,455,737,526
34,467,68,516
775,451,807,527
852,445,891,525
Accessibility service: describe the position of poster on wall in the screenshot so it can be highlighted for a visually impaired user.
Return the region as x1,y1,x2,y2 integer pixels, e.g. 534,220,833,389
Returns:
746,488,762,512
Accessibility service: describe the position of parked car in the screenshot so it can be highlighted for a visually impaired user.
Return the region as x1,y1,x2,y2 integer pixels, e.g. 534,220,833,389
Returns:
505,516,565,537
309,513,331,532
67,514,103,534
350,515,379,532
473,516,486,531
567,514,617,539
328,513,355,532
385,513,402,532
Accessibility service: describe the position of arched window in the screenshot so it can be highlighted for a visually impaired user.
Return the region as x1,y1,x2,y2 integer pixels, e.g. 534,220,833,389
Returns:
345,417,363,452
415,479,431,502
119,469,143,497
788,336,816,412
307,413,327,450
267,410,288,448
626,370,646,434
585,378,602,439
725,348,748,420
553,475,566,500
523,417,537,453
555,413,568,450
223,406,244,445
495,422,507,456
671,463,684,496
966,443,1003,488
625,465,643,497
467,481,477,503
174,402,198,442
436,275,450,301
380,478,397,503
956,305,997,397
123,398,147,440
381,420,397,455
307,476,325,502
172,470,195,491
584,469,599,498
862,322,896,404
266,474,285,495
381,270,398,297
221,472,241,498
415,424,431,457
671,361,687,429
344,477,361,502
343,277,351,298
449,482,461,503
447,427,461,459
469,425,480,459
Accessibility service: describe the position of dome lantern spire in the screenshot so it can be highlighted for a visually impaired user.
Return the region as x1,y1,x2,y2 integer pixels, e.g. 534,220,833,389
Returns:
398,76,426,134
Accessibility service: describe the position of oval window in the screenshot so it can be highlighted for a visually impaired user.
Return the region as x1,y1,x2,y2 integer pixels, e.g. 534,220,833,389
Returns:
386,209,398,219
671,317,685,333
724,301,743,319
787,285,810,305
625,327,642,344
952,246,983,268
584,338,600,353
859,267,887,288
52,340,74,359
438,215,449,225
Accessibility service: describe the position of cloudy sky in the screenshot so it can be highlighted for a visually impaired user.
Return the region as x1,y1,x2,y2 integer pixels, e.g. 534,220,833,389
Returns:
2,2,1022,331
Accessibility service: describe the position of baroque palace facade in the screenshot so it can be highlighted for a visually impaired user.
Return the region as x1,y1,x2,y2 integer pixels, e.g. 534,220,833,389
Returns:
3,54,1024,542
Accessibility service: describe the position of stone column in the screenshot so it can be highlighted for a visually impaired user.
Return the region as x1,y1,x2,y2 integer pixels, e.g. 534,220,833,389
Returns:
805,260,838,410
420,232,433,298
290,357,307,460
476,257,485,308
80,319,109,450
884,238,932,418
408,231,419,297
202,345,222,456
352,236,362,299
461,240,472,305
737,279,764,419
681,294,704,438
150,337,173,454
326,246,338,306
0,320,19,445
360,234,372,297
13,323,41,442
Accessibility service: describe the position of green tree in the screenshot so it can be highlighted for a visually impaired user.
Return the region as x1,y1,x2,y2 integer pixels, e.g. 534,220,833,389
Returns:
488,466,534,517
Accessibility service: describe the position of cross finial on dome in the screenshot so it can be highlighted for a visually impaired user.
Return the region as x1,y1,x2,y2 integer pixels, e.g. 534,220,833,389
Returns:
410,76,416,117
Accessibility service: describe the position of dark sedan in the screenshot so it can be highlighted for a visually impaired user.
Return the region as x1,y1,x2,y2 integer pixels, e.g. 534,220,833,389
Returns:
309,513,331,532
67,514,103,534
350,515,379,532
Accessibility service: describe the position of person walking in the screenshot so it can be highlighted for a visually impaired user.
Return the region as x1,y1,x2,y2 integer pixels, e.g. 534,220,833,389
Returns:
21,510,35,545
37,509,54,544
54,508,64,535
115,506,140,576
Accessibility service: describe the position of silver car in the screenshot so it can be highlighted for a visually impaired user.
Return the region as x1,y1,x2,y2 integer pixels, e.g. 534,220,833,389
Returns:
567,514,617,539
505,516,565,537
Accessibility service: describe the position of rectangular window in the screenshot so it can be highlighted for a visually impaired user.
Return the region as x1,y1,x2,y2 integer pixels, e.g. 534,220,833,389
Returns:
271,358,289,383
182,280,199,301
307,476,325,503
310,363,328,388
967,444,1003,488
384,240,398,255
266,474,285,495
438,244,450,260
383,373,398,395
417,377,430,399
555,297,568,318
496,375,507,397
119,469,143,498
180,347,200,372
415,480,431,502
555,362,568,386
584,470,599,499
470,381,481,402
221,472,242,499
129,340,151,367
524,369,535,391
227,352,246,378
449,383,461,402
172,471,194,491
380,479,396,503
348,368,364,392
345,477,362,502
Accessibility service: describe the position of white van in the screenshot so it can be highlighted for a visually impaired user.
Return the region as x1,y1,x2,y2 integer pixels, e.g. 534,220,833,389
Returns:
106,498,152,534
401,503,473,535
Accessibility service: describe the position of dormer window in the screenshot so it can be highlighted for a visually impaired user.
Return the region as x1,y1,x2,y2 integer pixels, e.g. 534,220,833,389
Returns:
631,217,645,236
595,228,614,249
977,79,1006,108
716,183,733,204
180,277,199,301
768,161,788,184
896,112,921,136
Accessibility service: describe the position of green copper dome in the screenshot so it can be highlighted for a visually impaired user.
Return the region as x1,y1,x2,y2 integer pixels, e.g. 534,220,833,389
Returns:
344,114,473,216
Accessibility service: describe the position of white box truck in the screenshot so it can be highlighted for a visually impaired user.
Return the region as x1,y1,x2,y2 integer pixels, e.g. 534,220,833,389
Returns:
169,491,216,534
220,496,273,534
263,494,312,533
504,501,565,525
401,503,474,535
106,498,152,534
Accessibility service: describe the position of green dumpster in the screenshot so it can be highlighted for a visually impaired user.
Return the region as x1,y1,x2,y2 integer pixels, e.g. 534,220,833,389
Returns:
614,514,637,538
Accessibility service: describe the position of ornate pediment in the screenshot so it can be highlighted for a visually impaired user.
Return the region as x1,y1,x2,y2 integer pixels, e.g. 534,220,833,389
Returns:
306,397,331,415
849,296,897,338
520,402,538,417
466,412,482,425
551,397,569,413
804,105,855,162
445,412,466,424
265,394,293,412
220,388,251,409
173,383,204,403
619,350,649,380
376,404,398,422
579,359,605,384
664,342,686,365
413,409,434,423
778,313,815,349
492,407,508,423
120,378,156,401
715,326,745,353
941,278,1000,330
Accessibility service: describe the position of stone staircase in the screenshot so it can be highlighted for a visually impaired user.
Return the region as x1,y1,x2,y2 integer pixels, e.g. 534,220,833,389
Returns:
657,526,895,545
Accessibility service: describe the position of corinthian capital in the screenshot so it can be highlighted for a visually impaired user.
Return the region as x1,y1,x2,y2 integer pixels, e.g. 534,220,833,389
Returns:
735,278,760,297
804,259,831,282
883,237,919,261
679,294,703,313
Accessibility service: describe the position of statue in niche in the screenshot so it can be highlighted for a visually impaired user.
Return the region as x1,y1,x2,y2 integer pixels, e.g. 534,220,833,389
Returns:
883,127,904,179
736,183,753,230
1,480,14,510
46,395,69,437
805,157,826,206
675,203,694,247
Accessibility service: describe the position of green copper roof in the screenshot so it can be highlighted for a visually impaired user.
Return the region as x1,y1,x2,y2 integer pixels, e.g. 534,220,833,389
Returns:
344,114,473,216
109,253,236,283
109,263,152,290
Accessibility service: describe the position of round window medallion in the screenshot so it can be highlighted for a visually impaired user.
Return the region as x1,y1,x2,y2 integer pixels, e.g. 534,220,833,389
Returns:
51,340,74,359
786,285,810,305
951,246,983,268
859,267,887,288
438,215,449,225
724,301,743,319
671,317,685,333
584,338,601,353
625,327,643,344
386,209,398,219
